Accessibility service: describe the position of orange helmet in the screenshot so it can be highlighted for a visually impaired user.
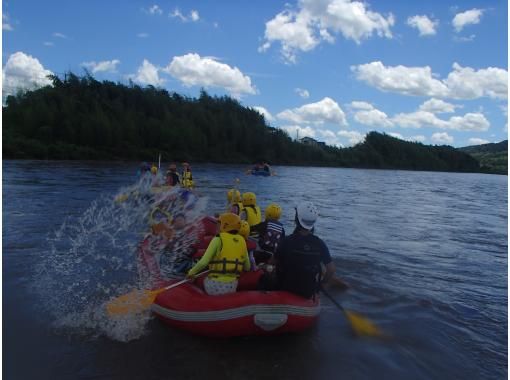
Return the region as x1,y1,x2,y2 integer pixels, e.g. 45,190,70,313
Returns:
218,213,241,233
239,220,250,239
242,192,256,206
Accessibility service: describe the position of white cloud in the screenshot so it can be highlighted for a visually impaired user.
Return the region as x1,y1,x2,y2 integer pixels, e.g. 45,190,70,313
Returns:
392,110,490,131
281,125,316,139
148,5,163,15
3,14,13,31
190,10,200,22
82,59,120,73
252,106,274,122
388,132,426,143
137,33,149,38
419,98,460,113
337,130,365,145
53,32,68,39
407,15,438,36
453,9,483,32
468,138,489,145
352,103,393,128
388,132,403,139
170,8,200,22
352,61,508,100
277,97,348,126
444,63,508,100
318,129,343,146
260,0,394,63
349,100,374,110
43,42,54,47
132,59,165,86
2,52,53,98
164,53,256,97
431,132,454,144
295,87,310,98
352,61,449,97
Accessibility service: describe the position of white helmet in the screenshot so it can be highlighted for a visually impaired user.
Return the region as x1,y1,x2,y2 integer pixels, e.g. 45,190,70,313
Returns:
296,201,319,230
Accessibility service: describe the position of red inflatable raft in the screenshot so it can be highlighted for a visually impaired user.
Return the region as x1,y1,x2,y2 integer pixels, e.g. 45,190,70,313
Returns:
151,270,320,337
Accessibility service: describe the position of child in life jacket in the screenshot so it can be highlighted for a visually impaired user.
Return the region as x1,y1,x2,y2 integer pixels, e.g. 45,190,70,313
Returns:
226,188,243,216
251,203,285,264
240,192,261,229
187,213,250,295
239,220,257,270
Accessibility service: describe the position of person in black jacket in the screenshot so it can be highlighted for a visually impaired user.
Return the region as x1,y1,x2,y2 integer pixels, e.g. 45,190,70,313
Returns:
258,202,335,299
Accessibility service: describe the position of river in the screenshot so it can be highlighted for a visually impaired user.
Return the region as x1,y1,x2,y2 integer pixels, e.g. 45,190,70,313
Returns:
3,160,507,379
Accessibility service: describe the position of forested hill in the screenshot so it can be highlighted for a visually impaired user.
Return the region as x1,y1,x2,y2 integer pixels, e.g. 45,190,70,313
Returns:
459,140,508,174
3,73,480,173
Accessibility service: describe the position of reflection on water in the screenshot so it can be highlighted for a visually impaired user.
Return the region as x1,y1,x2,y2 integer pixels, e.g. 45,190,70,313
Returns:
3,160,507,379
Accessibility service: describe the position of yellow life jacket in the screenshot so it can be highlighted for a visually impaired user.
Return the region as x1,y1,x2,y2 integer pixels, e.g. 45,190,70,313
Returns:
182,171,194,188
245,205,261,227
209,232,247,277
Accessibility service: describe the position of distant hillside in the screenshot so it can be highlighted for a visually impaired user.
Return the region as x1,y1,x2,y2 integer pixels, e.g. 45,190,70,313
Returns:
459,141,507,175
2,72,482,174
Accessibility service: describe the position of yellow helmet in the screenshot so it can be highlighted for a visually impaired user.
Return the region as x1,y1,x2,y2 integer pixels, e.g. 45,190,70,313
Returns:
265,203,282,221
151,165,158,174
239,220,250,239
227,189,241,203
218,213,241,233
242,192,257,206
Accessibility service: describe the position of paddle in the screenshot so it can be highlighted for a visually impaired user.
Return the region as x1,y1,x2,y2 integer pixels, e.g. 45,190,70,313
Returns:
106,270,209,317
320,287,384,338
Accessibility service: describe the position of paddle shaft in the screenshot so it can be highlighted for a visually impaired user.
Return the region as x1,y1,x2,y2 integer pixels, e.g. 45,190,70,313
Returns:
320,286,347,315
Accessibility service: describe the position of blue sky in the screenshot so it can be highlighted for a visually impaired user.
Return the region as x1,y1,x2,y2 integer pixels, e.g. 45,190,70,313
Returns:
2,0,508,147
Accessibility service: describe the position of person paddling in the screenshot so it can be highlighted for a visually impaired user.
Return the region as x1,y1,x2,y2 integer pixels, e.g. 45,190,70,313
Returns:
258,202,335,299
187,213,250,295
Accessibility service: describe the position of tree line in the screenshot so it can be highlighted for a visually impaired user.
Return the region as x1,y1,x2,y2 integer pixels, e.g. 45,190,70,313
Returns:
3,72,481,173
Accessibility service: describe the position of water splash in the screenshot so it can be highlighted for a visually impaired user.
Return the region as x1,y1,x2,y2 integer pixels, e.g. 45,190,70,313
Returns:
35,177,208,342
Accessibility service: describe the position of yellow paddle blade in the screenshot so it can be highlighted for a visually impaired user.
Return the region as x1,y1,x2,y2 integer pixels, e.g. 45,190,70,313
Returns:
106,288,161,317
345,310,383,337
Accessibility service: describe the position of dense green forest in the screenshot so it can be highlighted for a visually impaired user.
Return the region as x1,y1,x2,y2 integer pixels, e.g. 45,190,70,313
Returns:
459,141,508,174
3,73,482,173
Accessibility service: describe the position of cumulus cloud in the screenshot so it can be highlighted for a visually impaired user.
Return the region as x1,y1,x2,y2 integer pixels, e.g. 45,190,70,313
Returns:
431,132,453,144
132,59,164,86
2,52,53,98
392,110,490,131
444,63,507,100
352,61,508,100
170,8,200,22
407,15,438,36
164,53,256,97
281,125,316,139
3,14,13,31
351,102,393,128
295,87,310,98
419,98,460,113
453,9,483,32
260,0,394,63
468,137,489,145
277,97,348,126
337,130,365,145
82,59,120,73
252,106,274,122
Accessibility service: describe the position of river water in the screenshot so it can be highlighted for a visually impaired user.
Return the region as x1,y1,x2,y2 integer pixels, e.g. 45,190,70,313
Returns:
3,160,507,379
